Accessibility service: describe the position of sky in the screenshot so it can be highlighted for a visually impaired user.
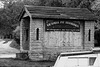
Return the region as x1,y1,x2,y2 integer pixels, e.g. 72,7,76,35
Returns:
0,1,4,8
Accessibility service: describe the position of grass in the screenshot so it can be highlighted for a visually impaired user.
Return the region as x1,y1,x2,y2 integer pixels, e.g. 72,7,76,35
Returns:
0,58,55,67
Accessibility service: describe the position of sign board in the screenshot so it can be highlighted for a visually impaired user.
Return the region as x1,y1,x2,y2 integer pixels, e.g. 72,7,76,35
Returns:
45,20,80,32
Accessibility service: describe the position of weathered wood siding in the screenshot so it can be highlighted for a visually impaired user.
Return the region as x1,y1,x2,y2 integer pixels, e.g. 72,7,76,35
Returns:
20,17,30,51
44,32,82,47
84,21,94,49
29,19,44,60
20,19,23,51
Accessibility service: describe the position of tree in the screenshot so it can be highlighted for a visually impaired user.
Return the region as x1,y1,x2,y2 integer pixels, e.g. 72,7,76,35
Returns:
33,0,66,7
66,0,95,9
66,0,83,7
0,0,36,49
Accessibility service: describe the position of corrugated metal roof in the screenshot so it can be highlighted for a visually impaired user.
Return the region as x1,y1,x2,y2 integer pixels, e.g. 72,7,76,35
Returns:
24,5,97,20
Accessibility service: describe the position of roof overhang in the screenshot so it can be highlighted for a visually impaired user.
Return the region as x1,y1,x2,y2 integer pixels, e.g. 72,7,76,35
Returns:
19,5,98,21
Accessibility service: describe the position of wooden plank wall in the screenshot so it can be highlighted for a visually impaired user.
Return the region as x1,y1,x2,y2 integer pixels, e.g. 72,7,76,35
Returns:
84,21,94,50
44,32,82,47
20,17,30,51
20,18,23,51
29,19,44,60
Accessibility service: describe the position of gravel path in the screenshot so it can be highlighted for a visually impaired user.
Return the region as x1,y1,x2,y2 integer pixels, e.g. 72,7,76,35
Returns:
0,40,20,54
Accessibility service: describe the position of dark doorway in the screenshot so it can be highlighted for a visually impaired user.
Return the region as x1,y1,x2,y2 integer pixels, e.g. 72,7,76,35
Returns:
94,29,100,47
22,17,30,50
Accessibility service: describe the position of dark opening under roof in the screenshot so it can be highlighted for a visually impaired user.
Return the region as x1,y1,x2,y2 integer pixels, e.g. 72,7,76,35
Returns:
22,5,97,20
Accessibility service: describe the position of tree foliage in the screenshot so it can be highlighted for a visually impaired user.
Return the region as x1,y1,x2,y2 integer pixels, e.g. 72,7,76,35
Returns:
33,0,66,7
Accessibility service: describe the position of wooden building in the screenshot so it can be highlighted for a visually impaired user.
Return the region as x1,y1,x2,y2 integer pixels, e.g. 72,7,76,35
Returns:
19,5,97,60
